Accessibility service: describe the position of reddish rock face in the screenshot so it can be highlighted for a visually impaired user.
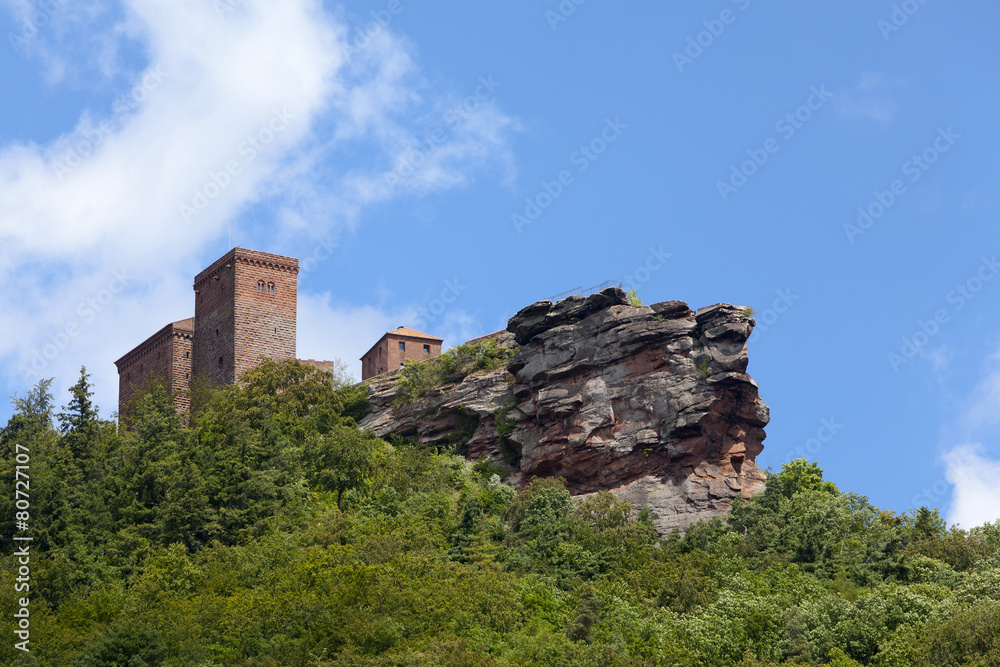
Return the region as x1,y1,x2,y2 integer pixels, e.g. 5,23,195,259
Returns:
358,288,769,535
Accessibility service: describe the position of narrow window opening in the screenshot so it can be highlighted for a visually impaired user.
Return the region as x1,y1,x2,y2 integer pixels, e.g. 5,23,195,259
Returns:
398,342,405,351
218,356,224,368
423,345,430,354
257,280,265,292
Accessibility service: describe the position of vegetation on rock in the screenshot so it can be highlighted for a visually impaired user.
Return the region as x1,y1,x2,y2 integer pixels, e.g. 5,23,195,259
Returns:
393,337,515,406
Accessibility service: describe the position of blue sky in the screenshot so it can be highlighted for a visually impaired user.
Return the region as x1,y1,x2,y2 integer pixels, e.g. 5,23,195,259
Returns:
1,0,998,528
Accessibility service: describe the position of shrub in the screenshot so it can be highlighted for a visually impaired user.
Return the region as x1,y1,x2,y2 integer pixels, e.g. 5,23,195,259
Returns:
394,338,515,405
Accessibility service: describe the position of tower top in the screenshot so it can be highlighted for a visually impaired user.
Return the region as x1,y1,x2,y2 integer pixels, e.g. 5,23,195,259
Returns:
193,247,299,291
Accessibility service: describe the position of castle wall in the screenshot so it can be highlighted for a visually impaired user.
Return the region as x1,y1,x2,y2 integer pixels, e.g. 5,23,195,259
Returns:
232,249,298,383
385,334,441,374
361,333,443,380
115,319,194,415
170,326,195,413
192,251,237,386
191,248,298,387
361,339,388,380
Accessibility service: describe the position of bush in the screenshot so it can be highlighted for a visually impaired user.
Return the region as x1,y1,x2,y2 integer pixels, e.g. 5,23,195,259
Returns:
395,338,515,405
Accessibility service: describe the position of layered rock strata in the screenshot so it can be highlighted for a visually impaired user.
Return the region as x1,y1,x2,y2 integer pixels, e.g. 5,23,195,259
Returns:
358,288,769,534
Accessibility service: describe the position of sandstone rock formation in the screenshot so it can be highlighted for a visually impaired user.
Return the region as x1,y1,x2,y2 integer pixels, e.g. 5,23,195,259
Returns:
358,288,769,534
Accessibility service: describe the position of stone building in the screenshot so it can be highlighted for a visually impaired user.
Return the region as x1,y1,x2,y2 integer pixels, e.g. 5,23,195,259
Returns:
360,327,443,381
115,248,300,415
114,318,195,413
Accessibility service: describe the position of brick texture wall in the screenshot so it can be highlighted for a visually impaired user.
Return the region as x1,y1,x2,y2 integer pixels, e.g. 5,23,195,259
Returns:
361,332,442,380
116,248,300,417
114,318,194,415
192,251,237,386
232,249,298,384
192,248,298,387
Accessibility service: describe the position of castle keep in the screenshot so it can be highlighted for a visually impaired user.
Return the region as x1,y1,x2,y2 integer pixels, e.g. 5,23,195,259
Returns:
116,248,300,414
116,247,445,416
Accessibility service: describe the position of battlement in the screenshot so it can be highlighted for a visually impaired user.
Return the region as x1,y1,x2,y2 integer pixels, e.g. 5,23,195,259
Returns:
193,248,299,291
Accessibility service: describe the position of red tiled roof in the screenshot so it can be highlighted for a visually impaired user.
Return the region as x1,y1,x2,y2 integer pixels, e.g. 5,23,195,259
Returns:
386,326,444,341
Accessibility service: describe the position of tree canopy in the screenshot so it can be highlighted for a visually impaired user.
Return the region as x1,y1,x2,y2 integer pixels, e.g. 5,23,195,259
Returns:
2,364,999,666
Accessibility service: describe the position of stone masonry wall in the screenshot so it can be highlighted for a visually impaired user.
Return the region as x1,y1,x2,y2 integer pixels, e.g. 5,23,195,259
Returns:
193,251,237,386
231,250,298,384
115,319,194,415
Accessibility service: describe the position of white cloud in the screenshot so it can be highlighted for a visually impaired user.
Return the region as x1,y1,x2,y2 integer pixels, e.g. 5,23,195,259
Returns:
957,356,1000,432
943,444,1000,529
0,0,519,417
938,346,1000,528
835,73,904,125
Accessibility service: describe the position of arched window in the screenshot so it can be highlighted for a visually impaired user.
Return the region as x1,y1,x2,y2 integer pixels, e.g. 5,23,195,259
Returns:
267,282,275,295
257,280,266,292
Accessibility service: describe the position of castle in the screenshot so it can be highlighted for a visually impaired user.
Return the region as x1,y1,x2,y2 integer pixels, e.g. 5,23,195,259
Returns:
360,327,443,380
115,247,442,415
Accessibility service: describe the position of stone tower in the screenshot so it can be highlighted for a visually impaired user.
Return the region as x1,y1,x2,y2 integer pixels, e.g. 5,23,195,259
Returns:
114,318,195,414
192,248,299,386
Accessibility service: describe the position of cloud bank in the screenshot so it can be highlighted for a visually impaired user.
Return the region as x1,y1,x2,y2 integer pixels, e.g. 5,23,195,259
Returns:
939,348,1000,529
0,0,518,415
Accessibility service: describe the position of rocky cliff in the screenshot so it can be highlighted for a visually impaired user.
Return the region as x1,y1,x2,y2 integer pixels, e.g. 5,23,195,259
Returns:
358,287,769,534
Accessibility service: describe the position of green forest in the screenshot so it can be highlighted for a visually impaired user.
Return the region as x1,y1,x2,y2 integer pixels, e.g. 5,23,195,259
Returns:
2,360,999,666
